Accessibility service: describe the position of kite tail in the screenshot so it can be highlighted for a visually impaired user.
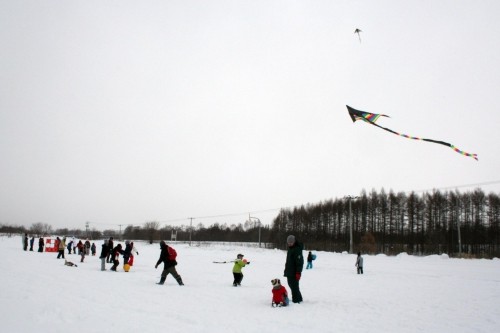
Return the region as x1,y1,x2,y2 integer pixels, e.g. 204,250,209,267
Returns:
371,122,479,161
451,145,478,161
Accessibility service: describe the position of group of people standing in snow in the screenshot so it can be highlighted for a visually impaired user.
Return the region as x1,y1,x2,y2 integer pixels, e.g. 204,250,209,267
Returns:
226,234,306,306
22,232,364,307
235,234,363,307
98,237,139,272
23,233,44,253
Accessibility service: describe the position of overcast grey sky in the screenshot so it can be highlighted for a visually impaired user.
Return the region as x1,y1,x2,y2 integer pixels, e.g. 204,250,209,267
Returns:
1,0,499,231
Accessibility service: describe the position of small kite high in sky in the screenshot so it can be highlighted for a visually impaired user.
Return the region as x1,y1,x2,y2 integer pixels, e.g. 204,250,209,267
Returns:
354,28,362,43
346,105,478,160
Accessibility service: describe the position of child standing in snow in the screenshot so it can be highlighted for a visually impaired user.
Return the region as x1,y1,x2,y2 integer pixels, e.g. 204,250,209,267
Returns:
127,242,139,266
355,252,363,274
306,251,314,269
232,254,249,287
271,278,289,307
67,240,73,254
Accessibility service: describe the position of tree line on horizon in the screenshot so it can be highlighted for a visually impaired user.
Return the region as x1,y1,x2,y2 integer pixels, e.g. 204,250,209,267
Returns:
2,188,499,258
0,219,271,246
268,188,500,258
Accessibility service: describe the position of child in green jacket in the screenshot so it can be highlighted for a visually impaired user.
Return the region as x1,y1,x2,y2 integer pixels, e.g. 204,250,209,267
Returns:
232,254,250,286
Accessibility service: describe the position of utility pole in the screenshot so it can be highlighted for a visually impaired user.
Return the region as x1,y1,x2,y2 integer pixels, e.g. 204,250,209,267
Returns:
85,222,90,239
344,196,358,254
189,217,193,246
456,202,462,257
118,224,123,241
248,214,262,248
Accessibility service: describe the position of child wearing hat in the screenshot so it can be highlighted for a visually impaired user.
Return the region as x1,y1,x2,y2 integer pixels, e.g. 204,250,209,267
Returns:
232,254,249,287
271,278,289,307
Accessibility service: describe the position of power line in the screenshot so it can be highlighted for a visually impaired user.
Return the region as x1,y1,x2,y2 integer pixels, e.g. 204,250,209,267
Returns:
76,180,500,228
412,179,500,194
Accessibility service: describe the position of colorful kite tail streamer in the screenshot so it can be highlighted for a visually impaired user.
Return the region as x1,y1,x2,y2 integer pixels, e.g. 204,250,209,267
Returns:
451,145,478,161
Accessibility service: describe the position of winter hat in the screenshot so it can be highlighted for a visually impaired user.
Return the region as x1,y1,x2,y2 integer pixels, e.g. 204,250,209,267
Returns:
237,253,244,258
271,278,281,287
287,235,296,244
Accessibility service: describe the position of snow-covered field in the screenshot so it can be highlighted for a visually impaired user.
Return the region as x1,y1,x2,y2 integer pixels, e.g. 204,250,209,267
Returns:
2,235,499,333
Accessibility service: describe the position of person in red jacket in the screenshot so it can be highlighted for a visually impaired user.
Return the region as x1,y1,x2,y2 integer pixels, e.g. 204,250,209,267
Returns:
271,278,289,307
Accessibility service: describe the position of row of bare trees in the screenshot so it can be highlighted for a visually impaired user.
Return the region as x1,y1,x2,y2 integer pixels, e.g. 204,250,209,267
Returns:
268,188,500,258
0,221,269,246
122,221,270,245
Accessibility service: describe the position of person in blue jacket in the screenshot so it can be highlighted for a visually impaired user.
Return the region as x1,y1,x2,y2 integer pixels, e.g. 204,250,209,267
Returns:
306,251,314,269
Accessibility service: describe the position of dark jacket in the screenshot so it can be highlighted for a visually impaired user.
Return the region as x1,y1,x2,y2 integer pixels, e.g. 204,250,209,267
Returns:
99,243,109,259
112,244,124,260
307,252,313,262
156,242,177,268
124,243,132,256
284,241,304,277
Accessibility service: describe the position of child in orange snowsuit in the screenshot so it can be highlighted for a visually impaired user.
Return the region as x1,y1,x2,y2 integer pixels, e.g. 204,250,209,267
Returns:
271,278,289,307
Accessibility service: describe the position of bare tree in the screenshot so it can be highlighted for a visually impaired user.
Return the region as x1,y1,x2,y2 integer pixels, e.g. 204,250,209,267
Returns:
144,221,160,244
30,222,53,236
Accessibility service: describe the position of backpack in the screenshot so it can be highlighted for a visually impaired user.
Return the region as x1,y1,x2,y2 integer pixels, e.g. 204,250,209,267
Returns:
167,246,177,261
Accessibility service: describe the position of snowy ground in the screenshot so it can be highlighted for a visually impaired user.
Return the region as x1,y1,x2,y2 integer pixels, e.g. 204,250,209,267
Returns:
2,235,499,333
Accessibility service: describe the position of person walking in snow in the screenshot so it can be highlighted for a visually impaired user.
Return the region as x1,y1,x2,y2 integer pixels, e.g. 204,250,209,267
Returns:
155,241,184,286
284,235,304,304
91,242,96,256
110,243,124,271
355,252,364,274
271,278,289,307
232,253,249,287
99,240,109,271
29,236,35,251
80,243,86,263
57,237,66,259
67,240,73,255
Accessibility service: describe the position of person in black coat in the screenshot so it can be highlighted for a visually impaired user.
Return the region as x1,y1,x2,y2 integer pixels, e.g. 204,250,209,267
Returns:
123,241,132,266
110,244,124,271
106,237,114,263
99,240,109,271
38,237,44,252
284,235,304,304
23,234,28,251
155,241,184,285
